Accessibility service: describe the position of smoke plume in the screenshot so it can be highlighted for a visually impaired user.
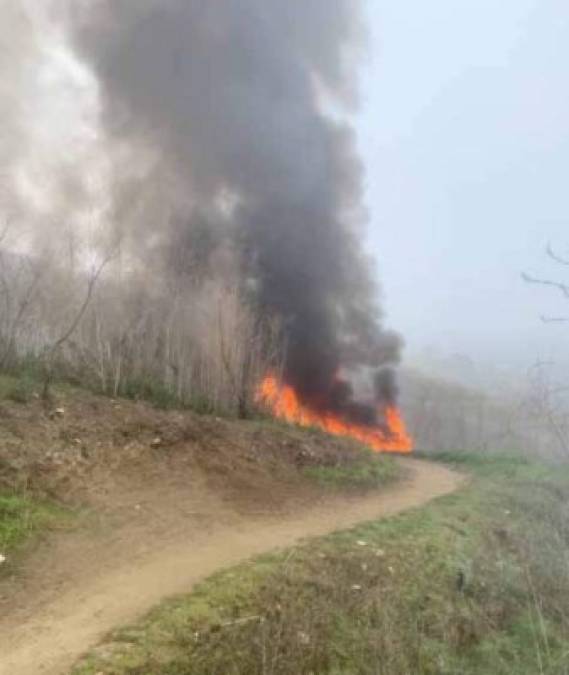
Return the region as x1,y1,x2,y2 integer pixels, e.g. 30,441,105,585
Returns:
66,0,403,427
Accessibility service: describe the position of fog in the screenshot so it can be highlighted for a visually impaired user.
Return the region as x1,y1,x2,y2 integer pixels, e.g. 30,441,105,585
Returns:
360,0,569,384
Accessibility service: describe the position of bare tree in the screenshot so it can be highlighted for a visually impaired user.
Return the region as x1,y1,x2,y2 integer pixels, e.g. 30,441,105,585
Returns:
41,248,117,401
523,243,569,323
0,255,49,369
522,243,569,457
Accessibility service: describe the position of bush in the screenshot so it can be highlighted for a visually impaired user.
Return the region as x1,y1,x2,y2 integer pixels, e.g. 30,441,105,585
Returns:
119,376,179,409
6,374,37,404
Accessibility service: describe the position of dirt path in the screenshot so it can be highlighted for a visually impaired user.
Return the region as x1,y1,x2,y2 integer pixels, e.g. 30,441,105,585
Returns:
1,459,463,675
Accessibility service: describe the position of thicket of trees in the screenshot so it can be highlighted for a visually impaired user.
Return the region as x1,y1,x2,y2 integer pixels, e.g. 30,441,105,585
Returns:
0,227,282,417
401,366,569,461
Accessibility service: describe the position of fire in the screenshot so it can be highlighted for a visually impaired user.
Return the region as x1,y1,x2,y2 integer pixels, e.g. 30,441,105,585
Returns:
257,375,413,454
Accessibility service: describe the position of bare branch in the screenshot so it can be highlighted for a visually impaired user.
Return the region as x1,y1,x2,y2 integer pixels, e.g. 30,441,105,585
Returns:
49,250,116,355
546,242,569,267
522,271,569,299
41,247,118,401
540,315,569,324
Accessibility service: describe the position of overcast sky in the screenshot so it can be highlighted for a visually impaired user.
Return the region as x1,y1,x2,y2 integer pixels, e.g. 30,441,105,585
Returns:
359,0,569,373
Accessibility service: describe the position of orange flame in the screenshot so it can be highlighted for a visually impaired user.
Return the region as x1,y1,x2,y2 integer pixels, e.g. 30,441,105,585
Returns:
257,375,413,453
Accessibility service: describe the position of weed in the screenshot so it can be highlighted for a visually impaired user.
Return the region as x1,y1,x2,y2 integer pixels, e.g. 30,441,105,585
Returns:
6,374,38,403
118,376,180,409
0,493,65,571
0,374,18,399
304,452,399,490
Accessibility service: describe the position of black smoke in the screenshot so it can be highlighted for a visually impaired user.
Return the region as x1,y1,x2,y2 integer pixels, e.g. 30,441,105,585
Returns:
67,0,403,427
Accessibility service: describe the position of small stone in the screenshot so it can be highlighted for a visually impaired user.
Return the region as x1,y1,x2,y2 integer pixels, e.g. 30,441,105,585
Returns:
351,584,362,591
54,407,65,417
356,540,368,547
0,554,6,565
150,437,162,448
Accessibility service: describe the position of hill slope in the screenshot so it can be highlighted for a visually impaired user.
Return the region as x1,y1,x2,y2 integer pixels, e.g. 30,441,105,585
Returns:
73,454,569,675
1,458,459,675
0,380,447,674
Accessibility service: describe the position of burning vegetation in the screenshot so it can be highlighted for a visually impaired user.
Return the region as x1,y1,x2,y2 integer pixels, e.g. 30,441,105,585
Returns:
258,375,413,453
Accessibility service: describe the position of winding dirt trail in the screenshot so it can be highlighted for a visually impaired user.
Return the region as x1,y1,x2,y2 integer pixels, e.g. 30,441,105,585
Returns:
1,459,463,675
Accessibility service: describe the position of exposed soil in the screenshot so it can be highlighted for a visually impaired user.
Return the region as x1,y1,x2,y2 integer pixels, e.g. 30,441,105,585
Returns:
0,391,464,675
0,387,394,508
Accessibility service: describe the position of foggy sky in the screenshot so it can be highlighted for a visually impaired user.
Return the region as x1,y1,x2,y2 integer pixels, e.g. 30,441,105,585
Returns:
360,0,569,375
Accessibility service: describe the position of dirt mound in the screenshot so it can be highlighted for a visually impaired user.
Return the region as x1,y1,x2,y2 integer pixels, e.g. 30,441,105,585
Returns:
0,388,380,509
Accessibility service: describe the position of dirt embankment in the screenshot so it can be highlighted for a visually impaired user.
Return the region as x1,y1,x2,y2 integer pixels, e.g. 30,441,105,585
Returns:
0,390,464,675
0,388,390,507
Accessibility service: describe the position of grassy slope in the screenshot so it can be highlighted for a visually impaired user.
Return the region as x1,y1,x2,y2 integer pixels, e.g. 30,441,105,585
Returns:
0,375,71,571
0,493,65,569
302,448,399,491
74,453,569,675
0,372,400,581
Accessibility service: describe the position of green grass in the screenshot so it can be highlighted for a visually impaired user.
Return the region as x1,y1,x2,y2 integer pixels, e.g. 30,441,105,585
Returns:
0,492,65,567
0,366,214,415
248,418,403,490
304,451,400,490
0,369,45,404
0,373,22,400
72,453,569,675
116,375,183,410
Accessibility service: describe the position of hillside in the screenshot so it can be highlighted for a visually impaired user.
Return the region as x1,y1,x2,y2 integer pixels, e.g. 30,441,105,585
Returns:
0,376,427,674
1,379,568,675
74,454,569,675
